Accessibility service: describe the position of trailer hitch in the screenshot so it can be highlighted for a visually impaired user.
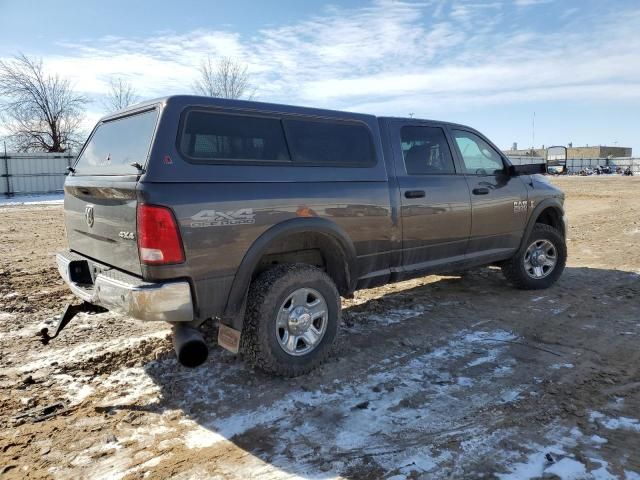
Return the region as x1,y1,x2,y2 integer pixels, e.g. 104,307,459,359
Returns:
40,302,107,345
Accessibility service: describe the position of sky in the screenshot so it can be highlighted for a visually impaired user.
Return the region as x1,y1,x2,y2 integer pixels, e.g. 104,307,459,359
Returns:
0,0,639,153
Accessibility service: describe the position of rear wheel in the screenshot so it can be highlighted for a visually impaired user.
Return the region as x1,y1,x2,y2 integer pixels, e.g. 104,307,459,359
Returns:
501,223,566,290
241,264,340,377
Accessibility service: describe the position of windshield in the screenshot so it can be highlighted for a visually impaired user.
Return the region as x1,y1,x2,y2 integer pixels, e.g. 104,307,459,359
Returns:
74,109,158,175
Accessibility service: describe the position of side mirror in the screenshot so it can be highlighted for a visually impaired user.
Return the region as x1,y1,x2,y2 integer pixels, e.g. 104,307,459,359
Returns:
546,146,567,175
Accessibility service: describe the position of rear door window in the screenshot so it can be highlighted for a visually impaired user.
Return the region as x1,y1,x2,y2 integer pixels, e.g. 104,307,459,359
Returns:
283,118,375,166
400,126,455,174
75,109,158,175
180,111,291,162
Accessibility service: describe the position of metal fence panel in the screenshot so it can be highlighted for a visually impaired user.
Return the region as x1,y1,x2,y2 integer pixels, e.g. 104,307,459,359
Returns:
0,156,8,195
1,153,74,197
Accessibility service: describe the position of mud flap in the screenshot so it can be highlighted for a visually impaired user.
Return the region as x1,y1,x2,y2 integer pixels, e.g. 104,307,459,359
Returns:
40,302,107,345
218,323,241,353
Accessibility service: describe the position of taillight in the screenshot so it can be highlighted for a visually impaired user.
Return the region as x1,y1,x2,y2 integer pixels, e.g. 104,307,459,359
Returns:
137,204,185,265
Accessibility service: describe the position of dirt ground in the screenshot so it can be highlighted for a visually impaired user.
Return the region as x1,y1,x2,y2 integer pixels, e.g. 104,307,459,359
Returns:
1,176,639,479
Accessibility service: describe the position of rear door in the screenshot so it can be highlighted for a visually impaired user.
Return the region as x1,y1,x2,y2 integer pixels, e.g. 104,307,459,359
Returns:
64,108,160,275
449,128,528,258
390,121,472,272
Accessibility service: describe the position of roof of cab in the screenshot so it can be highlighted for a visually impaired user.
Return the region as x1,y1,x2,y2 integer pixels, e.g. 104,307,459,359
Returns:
99,95,473,133
102,95,379,123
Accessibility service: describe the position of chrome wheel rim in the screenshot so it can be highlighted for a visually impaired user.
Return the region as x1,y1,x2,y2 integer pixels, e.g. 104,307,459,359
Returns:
276,287,328,356
524,239,557,279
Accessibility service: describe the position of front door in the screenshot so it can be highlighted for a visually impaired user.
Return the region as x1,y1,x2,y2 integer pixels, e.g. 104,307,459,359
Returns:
392,122,472,272
450,129,529,259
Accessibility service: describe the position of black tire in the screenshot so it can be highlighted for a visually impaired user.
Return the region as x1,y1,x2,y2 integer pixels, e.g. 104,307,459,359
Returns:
501,223,567,290
241,264,341,377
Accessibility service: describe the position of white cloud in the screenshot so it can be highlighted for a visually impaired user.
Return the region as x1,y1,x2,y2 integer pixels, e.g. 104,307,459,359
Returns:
514,0,553,6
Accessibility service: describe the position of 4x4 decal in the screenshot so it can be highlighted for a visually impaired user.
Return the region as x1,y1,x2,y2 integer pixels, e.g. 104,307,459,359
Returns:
190,208,256,227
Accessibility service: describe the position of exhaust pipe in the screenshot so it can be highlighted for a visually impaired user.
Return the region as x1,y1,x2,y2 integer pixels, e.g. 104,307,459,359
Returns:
172,325,208,368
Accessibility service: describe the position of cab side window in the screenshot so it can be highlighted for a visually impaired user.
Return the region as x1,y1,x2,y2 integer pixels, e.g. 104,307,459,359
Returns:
452,130,505,175
400,126,455,175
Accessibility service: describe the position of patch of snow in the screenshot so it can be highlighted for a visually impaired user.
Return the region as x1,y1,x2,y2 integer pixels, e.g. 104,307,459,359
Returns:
589,411,640,432
588,459,618,480
11,327,170,374
182,422,227,449
457,376,474,387
98,367,161,406
0,193,63,206
602,416,640,431
551,363,575,369
493,365,514,377
545,458,587,478
500,448,613,480
119,424,173,444
500,389,521,403
356,305,429,327
497,448,563,480
590,434,608,445
551,305,570,315
69,382,95,405
397,451,439,474
498,427,620,480
466,350,498,367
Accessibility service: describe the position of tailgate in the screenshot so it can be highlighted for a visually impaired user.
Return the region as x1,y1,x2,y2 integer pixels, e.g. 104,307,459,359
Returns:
64,180,141,275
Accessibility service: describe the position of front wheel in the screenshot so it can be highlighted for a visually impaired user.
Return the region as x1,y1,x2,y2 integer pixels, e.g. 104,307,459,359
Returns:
241,264,340,377
501,223,567,290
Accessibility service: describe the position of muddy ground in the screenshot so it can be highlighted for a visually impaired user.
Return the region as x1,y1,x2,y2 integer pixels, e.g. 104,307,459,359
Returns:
1,176,639,479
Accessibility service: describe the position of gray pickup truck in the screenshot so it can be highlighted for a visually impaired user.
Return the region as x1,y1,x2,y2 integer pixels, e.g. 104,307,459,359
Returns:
53,95,567,376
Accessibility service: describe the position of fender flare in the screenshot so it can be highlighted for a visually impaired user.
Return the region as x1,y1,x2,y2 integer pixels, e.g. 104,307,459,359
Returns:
519,197,565,251
222,217,357,329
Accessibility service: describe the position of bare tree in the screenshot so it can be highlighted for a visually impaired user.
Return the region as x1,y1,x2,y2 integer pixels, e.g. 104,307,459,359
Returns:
0,54,88,152
102,77,140,113
192,56,255,100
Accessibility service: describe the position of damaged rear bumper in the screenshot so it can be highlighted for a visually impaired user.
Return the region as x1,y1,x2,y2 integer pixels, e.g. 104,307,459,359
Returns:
56,251,193,322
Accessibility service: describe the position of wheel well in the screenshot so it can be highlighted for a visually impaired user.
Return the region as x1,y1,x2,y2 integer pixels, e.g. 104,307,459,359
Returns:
535,207,564,236
253,232,351,295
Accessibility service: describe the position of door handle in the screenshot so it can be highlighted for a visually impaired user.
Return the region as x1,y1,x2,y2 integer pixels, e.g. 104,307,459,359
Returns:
472,187,490,195
404,190,426,199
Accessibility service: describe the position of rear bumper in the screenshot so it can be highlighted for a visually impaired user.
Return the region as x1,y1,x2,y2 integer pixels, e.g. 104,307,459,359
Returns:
56,251,193,322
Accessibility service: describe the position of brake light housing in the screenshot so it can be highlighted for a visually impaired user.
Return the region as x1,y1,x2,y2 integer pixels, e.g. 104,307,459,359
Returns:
137,204,185,265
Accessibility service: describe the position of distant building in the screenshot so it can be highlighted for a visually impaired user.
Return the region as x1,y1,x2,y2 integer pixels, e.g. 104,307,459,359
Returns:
503,145,632,159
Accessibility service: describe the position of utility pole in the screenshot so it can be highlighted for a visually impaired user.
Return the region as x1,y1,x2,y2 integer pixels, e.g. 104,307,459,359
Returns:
532,112,536,150
3,140,11,198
